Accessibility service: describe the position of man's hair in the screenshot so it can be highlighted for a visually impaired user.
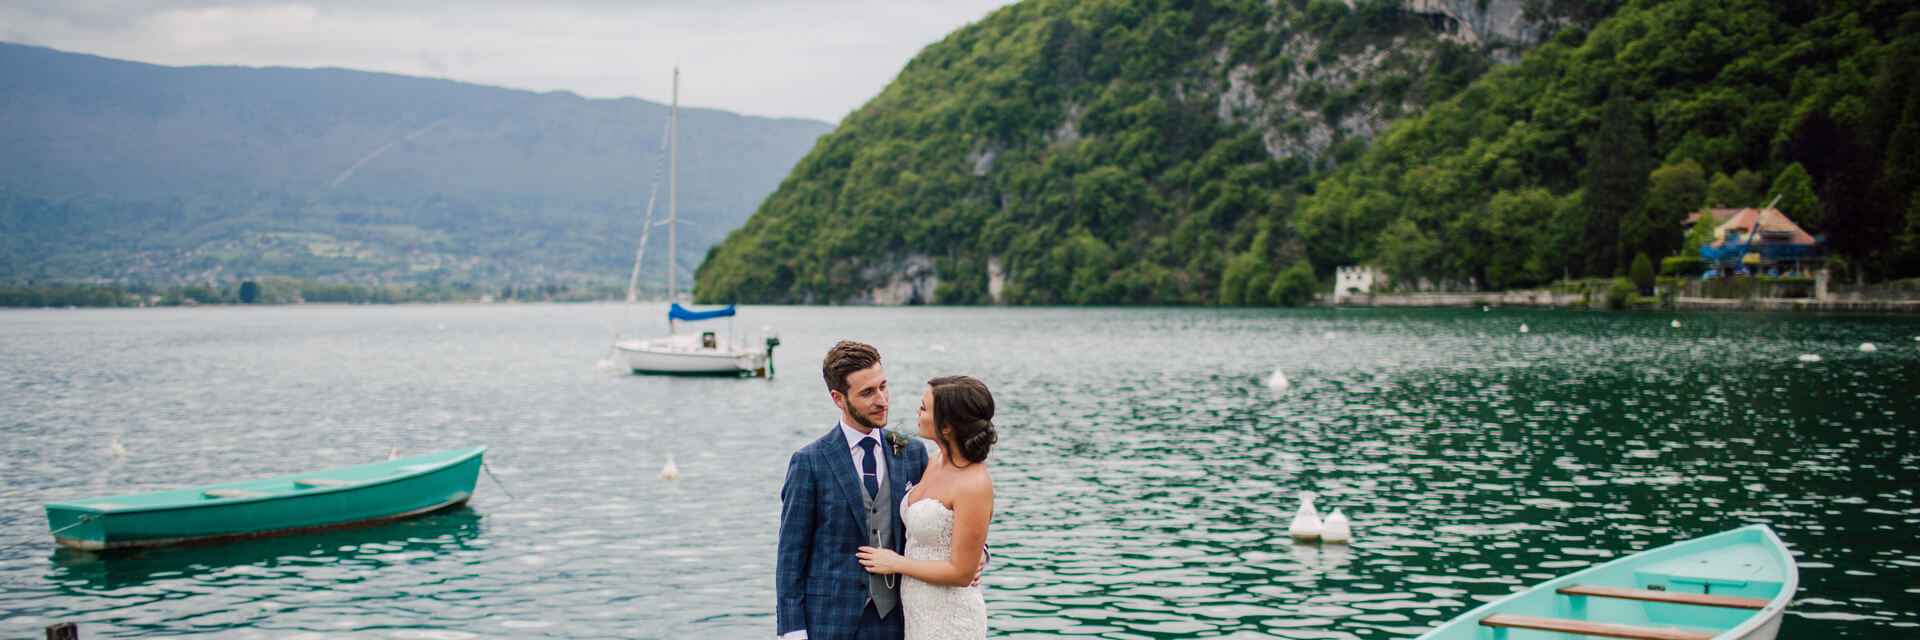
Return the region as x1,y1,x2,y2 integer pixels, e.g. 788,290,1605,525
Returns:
822,341,881,396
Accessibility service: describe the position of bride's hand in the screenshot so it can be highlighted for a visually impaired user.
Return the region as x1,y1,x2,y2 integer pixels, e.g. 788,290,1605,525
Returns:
856,546,902,574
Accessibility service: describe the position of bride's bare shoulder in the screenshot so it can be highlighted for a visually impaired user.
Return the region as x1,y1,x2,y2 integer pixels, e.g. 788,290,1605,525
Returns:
954,464,993,498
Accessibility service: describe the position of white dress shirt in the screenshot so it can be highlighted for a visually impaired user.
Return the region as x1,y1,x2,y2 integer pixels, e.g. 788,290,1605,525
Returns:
841,419,887,490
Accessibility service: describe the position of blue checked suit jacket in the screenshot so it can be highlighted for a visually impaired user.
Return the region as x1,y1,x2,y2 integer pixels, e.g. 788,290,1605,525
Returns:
777,426,928,640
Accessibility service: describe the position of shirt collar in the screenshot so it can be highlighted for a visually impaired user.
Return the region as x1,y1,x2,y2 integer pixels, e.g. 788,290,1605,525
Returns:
839,419,881,451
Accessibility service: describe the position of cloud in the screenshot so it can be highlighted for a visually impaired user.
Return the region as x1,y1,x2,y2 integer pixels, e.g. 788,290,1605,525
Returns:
0,0,1017,122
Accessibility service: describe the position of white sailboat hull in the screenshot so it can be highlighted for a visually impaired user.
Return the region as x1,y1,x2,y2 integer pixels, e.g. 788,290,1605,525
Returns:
615,334,768,376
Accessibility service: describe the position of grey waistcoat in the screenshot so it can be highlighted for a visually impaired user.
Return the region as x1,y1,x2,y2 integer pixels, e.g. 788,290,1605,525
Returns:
860,462,897,617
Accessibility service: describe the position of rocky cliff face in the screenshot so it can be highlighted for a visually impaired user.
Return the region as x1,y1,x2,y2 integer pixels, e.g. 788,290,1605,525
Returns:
1406,0,1550,50
1206,0,1549,168
847,254,939,305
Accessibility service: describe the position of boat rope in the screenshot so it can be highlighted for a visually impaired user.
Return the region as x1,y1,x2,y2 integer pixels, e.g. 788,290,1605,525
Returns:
0,515,93,552
482,462,515,502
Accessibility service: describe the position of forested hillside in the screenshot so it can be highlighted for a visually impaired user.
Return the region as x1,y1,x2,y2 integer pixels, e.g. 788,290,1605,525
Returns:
0,43,833,291
696,0,1523,304
695,0,1920,305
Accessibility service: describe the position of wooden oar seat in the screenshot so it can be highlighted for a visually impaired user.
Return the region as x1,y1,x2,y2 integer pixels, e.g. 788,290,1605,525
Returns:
1557,584,1770,609
294,478,356,488
1480,614,1714,640
202,489,269,499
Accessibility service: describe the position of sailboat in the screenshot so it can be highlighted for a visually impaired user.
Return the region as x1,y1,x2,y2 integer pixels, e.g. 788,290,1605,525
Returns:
612,69,778,377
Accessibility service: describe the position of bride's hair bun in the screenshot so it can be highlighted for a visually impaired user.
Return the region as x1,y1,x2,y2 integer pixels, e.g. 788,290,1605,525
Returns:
928,375,997,464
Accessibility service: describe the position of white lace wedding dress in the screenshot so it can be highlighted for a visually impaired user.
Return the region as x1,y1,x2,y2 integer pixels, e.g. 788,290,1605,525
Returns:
901,497,987,640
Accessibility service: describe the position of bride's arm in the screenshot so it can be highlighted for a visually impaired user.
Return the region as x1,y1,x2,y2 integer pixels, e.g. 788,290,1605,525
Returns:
857,481,993,587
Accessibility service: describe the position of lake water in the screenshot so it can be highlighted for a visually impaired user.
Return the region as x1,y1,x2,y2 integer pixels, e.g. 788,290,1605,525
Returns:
1,304,1915,639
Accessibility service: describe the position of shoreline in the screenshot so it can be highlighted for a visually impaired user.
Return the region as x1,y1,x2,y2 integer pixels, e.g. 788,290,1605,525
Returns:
1333,291,1920,314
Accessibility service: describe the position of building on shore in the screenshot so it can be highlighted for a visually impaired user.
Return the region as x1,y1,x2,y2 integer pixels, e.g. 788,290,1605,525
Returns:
1333,266,1384,304
1698,207,1822,276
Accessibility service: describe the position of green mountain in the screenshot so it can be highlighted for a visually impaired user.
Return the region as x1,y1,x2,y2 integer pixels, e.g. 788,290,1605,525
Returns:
0,42,834,291
696,0,1920,305
694,0,1545,304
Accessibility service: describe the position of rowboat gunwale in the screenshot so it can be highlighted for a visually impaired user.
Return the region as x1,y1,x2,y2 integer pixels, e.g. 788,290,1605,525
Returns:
53,494,476,550
44,446,487,515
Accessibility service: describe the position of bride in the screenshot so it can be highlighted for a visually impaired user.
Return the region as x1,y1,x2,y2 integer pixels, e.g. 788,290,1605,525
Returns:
857,375,996,640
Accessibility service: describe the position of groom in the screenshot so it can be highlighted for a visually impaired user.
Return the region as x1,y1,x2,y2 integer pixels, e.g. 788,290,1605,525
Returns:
776,341,929,640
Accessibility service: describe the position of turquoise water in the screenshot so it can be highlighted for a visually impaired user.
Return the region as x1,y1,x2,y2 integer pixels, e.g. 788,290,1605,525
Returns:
1,305,1915,638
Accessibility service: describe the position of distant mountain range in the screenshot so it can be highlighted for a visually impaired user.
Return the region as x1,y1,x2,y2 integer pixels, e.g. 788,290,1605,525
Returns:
0,42,834,290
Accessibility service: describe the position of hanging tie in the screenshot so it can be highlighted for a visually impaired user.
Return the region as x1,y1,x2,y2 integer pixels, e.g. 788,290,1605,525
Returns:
857,438,880,498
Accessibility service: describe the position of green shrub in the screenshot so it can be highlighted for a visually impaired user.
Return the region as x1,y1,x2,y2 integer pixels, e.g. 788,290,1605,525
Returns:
1605,277,1635,309
1661,256,1704,276
1269,261,1318,307
1629,253,1655,293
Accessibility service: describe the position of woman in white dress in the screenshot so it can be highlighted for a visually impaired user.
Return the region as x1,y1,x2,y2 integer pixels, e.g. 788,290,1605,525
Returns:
857,375,996,640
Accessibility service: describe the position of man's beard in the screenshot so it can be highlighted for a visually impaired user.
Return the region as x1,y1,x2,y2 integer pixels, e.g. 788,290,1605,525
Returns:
849,404,886,430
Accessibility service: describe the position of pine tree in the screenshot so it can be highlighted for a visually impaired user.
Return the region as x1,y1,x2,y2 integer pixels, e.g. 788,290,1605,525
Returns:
1584,84,1649,277
1766,163,1821,232
1629,252,1655,295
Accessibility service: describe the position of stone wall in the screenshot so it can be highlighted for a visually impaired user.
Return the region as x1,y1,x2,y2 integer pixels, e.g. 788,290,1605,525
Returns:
1344,290,1583,308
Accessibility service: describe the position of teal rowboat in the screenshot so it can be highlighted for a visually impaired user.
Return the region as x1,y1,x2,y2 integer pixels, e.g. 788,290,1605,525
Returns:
44,446,486,550
1414,524,1796,640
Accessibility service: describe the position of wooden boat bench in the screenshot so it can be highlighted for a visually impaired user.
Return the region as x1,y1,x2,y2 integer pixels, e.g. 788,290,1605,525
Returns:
1479,613,1715,640
202,489,269,499
1557,584,1770,610
294,478,356,488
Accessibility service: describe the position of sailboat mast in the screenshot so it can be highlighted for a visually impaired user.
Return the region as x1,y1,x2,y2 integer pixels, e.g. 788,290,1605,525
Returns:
667,67,679,302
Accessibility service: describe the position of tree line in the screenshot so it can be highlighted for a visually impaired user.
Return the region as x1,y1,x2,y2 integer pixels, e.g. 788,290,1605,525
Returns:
0,278,625,307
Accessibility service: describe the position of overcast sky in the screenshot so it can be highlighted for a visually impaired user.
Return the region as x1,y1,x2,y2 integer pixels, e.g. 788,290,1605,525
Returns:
0,0,1020,123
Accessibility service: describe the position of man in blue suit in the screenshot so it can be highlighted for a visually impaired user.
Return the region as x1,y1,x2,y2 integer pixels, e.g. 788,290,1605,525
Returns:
777,341,928,640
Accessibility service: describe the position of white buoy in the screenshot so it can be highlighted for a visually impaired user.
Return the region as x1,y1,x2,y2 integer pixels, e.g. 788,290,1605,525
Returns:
1288,493,1322,541
387,443,400,461
1265,367,1291,390
1797,354,1822,362
660,454,682,480
1671,320,1682,328
108,436,127,458
1482,305,1489,312
1321,508,1352,544
1860,342,1878,352
1519,323,1530,333
929,344,947,354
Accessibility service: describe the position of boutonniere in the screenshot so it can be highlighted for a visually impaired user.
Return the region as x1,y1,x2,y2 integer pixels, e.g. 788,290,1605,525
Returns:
883,429,909,457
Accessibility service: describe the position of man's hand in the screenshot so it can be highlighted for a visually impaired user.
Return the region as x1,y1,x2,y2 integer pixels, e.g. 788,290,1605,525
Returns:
969,544,989,587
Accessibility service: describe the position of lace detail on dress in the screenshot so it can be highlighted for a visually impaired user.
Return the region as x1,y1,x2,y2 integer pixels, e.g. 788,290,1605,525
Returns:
900,498,987,640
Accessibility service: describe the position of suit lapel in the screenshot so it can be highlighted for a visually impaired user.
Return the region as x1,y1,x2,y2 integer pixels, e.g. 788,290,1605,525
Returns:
885,435,910,509
823,426,867,528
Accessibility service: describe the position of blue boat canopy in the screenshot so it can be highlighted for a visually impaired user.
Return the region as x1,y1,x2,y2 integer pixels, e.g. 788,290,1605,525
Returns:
669,303,735,322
